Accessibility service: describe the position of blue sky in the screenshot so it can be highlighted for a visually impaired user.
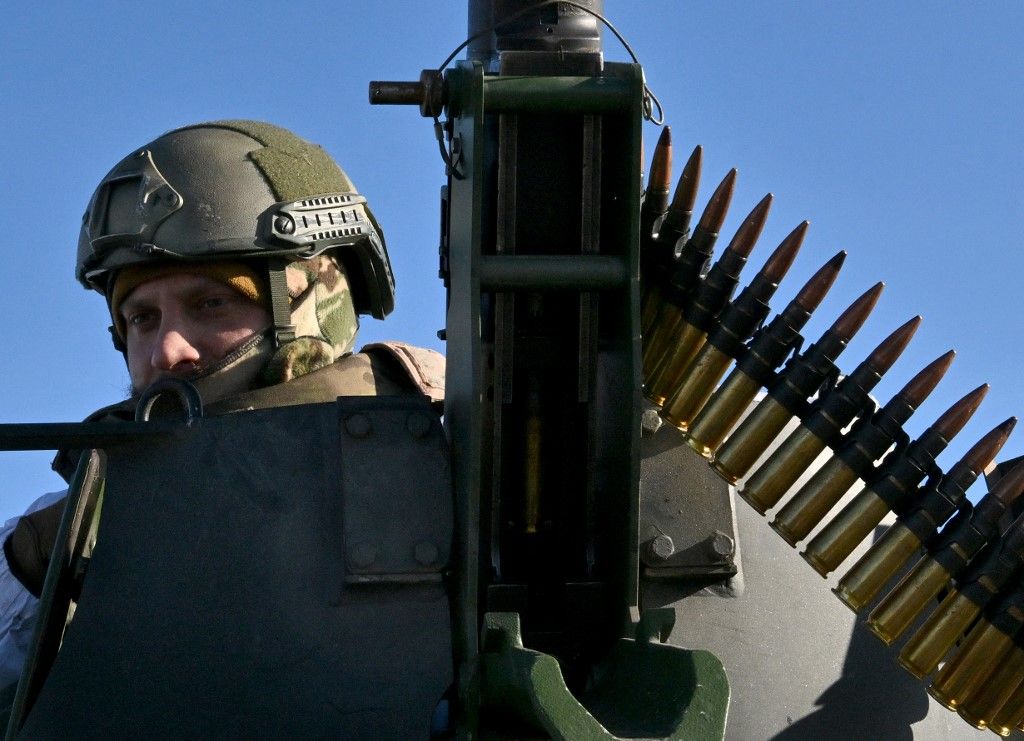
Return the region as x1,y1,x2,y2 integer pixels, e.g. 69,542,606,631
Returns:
0,2,1021,515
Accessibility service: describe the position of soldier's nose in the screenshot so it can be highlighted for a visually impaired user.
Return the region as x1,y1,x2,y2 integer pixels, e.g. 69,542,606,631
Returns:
152,328,202,375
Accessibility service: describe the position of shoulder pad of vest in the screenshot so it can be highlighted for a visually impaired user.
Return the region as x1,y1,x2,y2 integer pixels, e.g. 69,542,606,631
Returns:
361,341,445,404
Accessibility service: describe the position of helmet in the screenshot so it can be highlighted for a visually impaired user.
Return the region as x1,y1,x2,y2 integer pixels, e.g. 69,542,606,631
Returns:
77,120,395,347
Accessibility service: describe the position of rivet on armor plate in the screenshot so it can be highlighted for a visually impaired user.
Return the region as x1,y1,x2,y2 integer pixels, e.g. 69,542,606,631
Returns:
344,414,371,438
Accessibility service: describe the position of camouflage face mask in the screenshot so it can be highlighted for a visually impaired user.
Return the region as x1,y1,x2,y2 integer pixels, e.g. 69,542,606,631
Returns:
261,255,360,384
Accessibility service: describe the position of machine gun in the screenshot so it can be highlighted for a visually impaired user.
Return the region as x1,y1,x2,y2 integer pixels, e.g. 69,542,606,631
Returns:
371,1,729,736
0,2,1018,738
375,2,1024,737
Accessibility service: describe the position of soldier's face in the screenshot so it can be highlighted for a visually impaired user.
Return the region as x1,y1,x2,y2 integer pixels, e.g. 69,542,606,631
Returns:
120,272,270,392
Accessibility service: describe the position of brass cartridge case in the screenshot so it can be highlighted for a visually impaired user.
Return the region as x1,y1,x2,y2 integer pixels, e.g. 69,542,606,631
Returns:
898,589,980,678
661,344,733,433
713,396,793,483
740,425,828,515
524,413,541,534
833,521,921,613
929,619,1013,711
643,307,686,380
772,456,860,548
802,487,891,577
644,320,707,406
867,558,952,644
640,288,664,338
989,677,1024,736
957,642,1024,730
686,369,762,459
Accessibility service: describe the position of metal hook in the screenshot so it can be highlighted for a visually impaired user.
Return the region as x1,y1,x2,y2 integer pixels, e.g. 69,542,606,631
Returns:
135,378,204,423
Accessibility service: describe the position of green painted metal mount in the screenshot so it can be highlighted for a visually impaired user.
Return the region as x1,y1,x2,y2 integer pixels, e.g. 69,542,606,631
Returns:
479,612,729,740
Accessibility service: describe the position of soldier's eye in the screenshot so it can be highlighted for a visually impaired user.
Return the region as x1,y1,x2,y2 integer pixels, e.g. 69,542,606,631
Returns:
198,296,228,310
126,311,155,328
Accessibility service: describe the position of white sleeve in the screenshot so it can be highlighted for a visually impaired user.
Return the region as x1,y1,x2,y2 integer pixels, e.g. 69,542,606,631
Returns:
0,489,68,689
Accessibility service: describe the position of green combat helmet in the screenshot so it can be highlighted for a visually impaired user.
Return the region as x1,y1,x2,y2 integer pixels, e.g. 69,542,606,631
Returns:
76,120,395,388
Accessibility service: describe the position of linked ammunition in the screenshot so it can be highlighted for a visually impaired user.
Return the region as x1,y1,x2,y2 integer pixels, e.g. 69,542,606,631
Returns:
642,168,739,384
989,670,1024,736
835,417,1015,613
661,222,806,432
644,186,767,402
957,621,1024,729
639,128,673,313
739,315,920,515
640,144,702,335
660,145,703,245
686,250,845,459
642,127,673,229
868,461,1024,646
713,282,883,483
771,350,955,550
928,585,1024,712
801,384,988,577
898,581,990,679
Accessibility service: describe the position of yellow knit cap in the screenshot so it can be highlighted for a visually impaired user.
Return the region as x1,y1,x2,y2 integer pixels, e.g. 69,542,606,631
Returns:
110,261,267,340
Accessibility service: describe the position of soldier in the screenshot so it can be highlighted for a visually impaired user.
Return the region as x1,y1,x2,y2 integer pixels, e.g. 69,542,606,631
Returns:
0,119,444,692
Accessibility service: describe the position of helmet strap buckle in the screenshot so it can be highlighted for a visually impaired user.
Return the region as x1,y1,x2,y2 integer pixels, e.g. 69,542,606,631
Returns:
267,260,296,348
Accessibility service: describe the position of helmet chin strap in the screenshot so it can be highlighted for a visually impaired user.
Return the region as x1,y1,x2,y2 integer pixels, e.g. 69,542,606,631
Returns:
267,259,296,348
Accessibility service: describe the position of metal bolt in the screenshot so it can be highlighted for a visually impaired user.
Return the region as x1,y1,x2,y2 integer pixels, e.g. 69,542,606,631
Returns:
349,542,377,568
706,530,735,560
641,408,664,436
407,412,432,439
647,534,675,561
274,214,296,234
344,414,371,438
414,541,439,566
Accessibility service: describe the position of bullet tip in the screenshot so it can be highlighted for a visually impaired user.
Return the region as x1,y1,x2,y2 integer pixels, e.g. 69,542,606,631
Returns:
648,127,673,192
665,144,704,220
932,383,989,441
794,250,846,312
896,350,956,409
696,168,738,233
760,222,808,283
724,193,774,258
961,416,1017,474
831,281,885,341
866,315,922,375
993,459,1024,506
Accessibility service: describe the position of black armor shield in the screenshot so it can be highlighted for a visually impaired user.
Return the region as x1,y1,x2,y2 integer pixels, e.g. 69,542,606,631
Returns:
18,396,452,739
